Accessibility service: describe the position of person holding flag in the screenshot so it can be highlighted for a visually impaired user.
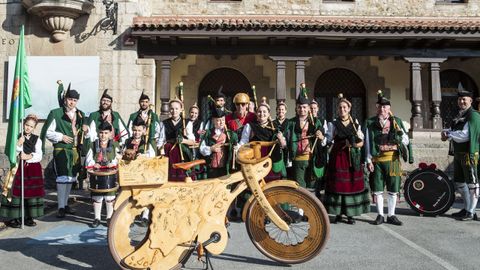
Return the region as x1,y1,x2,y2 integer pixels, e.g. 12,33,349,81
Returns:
1,25,39,228
1,114,44,228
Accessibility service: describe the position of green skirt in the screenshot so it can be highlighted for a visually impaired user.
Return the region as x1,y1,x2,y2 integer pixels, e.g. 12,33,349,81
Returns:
324,189,371,217
0,195,44,219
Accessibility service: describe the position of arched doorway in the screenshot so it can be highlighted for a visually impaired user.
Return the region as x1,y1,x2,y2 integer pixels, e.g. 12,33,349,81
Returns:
440,69,478,128
198,68,251,122
314,68,367,123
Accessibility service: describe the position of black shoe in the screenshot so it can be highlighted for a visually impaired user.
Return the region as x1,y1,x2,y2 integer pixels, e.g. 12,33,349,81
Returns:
25,217,37,227
451,209,467,218
460,212,474,221
64,206,76,215
6,219,21,228
57,208,66,218
372,215,384,225
91,219,101,228
331,215,342,224
387,215,403,226
346,217,356,225
474,213,478,221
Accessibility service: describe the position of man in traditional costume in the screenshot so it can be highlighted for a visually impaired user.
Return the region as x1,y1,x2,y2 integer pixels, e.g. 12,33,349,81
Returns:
225,93,256,138
86,89,128,146
285,90,327,188
200,102,238,178
442,90,480,221
41,85,85,218
365,90,413,226
85,121,120,228
127,91,159,151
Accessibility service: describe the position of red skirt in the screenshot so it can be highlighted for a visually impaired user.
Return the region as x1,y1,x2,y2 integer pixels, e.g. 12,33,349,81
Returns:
12,162,45,198
164,143,196,181
325,141,364,194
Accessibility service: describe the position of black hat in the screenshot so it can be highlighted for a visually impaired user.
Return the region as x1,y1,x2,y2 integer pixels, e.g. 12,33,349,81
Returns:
457,90,473,98
65,83,80,99
139,90,149,101
132,115,146,127
213,86,226,99
101,89,113,101
98,121,112,131
210,100,226,118
296,87,309,105
376,90,390,106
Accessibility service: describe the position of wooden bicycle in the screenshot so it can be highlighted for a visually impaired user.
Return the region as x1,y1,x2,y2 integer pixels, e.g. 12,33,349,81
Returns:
108,141,330,270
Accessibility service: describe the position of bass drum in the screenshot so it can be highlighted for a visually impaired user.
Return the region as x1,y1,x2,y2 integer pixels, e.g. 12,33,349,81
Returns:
404,167,455,216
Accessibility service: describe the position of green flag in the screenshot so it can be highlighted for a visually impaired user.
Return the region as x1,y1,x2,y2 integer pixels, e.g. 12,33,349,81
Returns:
5,25,31,167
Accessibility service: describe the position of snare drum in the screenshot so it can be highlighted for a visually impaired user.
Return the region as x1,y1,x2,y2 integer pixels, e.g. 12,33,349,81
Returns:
404,166,455,216
88,169,119,193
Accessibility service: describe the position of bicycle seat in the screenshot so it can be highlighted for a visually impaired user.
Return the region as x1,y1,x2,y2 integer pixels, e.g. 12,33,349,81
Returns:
172,159,206,171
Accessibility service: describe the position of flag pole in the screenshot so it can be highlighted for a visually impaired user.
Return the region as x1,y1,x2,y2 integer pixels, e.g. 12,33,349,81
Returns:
21,117,24,229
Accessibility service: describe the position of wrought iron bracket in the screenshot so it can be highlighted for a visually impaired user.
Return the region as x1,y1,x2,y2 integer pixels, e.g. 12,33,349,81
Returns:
102,0,118,35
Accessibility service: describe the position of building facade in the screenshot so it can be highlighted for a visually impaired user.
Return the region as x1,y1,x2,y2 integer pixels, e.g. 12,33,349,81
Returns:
1,0,480,174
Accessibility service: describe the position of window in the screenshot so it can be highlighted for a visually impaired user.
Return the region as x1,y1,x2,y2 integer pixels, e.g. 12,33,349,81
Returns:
436,0,467,3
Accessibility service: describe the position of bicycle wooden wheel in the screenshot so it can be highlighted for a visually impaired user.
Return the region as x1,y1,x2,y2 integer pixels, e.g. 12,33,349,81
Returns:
108,199,195,270
245,186,330,264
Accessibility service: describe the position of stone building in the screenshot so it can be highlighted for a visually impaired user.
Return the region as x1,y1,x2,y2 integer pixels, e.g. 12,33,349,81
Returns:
1,0,480,175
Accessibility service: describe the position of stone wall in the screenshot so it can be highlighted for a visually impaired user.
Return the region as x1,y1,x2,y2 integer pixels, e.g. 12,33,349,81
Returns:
149,0,479,16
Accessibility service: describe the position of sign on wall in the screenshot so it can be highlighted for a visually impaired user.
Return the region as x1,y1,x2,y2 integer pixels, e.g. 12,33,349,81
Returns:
7,56,100,119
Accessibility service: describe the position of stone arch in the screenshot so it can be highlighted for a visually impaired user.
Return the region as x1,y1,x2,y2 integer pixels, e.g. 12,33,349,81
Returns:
305,56,386,117
179,55,274,114
314,68,367,122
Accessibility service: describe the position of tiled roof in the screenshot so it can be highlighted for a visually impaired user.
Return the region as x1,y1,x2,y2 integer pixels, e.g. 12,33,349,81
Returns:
132,15,480,33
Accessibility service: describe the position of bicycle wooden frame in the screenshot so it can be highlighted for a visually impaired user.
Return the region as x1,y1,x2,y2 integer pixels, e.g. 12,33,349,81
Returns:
110,141,298,270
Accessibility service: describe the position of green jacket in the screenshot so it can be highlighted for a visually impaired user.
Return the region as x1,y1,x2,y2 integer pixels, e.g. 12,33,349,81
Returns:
127,110,159,147
202,129,238,175
285,116,326,178
88,110,128,143
450,107,480,155
40,107,86,151
364,115,414,164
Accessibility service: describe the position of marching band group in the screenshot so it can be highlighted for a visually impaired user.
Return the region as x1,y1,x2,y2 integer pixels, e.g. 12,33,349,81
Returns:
1,81,479,230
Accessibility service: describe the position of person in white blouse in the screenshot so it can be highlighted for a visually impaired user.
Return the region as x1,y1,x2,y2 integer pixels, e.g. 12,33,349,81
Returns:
1,114,45,228
156,99,196,181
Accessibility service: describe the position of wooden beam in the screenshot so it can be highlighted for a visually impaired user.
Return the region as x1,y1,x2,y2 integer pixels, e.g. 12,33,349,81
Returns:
230,37,238,46
346,38,358,48
399,38,417,48
210,37,217,46
169,36,177,46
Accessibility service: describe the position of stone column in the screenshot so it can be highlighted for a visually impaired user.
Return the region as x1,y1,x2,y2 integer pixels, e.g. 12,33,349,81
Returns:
295,60,306,99
275,60,287,103
410,62,424,129
269,56,311,103
155,55,178,117
429,59,447,130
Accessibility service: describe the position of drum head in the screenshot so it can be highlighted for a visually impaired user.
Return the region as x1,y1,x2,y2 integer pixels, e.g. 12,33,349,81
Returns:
404,168,455,216
88,169,118,176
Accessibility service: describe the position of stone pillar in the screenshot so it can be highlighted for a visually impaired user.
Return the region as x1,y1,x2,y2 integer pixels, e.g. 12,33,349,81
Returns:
269,56,311,103
430,62,442,130
410,62,423,129
155,55,178,118
275,60,287,103
429,59,447,130
295,60,306,99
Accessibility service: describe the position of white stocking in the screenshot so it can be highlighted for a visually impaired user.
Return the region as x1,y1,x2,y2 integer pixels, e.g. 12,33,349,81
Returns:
105,196,115,219
142,208,150,219
387,192,397,217
374,192,384,216
64,183,73,207
468,184,479,214
456,183,471,211
93,200,102,220
57,184,67,209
